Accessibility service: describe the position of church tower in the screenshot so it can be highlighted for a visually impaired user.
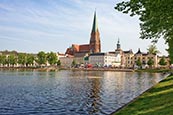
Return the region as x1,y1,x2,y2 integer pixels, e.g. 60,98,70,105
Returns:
89,11,101,53
117,38,121,50
115,38,122,54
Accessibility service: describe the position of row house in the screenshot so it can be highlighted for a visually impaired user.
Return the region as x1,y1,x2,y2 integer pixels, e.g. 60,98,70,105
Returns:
112,39,170,68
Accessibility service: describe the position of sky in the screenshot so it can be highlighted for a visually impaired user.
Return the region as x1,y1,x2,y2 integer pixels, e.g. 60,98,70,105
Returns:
0,0,168,55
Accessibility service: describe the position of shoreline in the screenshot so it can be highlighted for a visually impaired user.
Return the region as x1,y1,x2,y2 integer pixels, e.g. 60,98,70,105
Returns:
0,67,134,72
111,73,173,115
0,67,172,73
70,68,134,72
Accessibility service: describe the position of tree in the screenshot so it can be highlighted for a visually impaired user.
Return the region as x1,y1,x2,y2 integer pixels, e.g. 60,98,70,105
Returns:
147,58,154,68
0,55,6,66
57,60,61,66
26,54,35,67
159,57,167,66
47,52,57,65
115,0,173,64
136,58,142,68
37,51,47,66
18,53,26,66
71,60,76,67
147,44,160,55
8,54,17,67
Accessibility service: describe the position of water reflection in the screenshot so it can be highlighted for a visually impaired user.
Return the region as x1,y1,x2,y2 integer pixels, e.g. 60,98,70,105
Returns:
0,70,166,115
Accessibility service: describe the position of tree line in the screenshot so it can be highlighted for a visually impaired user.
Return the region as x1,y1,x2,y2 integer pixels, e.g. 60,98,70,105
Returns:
0,51,61,67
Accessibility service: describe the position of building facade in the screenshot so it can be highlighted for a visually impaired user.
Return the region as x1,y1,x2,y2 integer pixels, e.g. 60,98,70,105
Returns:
89,53,116,67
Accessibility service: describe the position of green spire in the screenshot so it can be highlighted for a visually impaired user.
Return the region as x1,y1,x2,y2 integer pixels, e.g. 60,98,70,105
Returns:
91,11,98,33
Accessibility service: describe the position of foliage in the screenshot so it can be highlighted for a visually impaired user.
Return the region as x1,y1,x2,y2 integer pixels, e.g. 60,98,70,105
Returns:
8,54,17,66
0,51,59,67
0,55,6,65
26,54,35,66
147,58,154,68
167,38,173,64
18,53,26,66
136,58,142,67
159,57,167,66
114,75,173,115
37,51,47,66
71,60,76,67
57,60,61,66
147,44,160,55
47,52,57,65
115,0,173,64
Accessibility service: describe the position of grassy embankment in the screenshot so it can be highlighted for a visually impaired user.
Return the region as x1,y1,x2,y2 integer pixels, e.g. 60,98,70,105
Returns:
114,74,173,115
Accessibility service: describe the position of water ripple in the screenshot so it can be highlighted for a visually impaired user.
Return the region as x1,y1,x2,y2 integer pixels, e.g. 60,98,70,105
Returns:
0,70,165,115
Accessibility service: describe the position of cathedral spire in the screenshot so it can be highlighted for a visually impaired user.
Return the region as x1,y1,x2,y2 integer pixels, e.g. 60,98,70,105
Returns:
89,11,101,53
91,11,98,33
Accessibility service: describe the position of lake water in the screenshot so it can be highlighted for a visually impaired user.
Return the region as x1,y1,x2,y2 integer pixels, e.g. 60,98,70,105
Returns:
0,70,166,115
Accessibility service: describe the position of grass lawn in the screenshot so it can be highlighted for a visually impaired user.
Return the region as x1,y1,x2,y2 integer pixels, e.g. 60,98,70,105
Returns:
114,74,173,115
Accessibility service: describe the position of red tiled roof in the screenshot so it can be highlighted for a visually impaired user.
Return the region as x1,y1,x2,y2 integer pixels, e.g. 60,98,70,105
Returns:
79,44,90,52
65,44,90,55
72,44,80,52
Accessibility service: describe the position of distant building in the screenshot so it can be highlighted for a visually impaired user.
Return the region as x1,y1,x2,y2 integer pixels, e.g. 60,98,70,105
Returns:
89,53,116,67
108,39,170,69
123,49,133,68
65,11,101,57
133,48,158,68
59,53,88,68
59,56,74,68
56,52,66,60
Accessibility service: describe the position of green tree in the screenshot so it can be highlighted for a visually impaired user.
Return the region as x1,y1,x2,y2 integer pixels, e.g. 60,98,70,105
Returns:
5,57,9,66
136,58,142,68
147,44,160,55
0,55,6,66
47,52,57,65
115,0,173,64
147,58,154,68
26,54,35,67
71,60,76,67
18,53,26,66
37,51,47,66
57,60,61,66
159,57,167,66
8,54,17,67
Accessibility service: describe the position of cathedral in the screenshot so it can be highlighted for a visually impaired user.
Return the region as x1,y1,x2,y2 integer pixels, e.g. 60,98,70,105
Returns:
65,11,101,57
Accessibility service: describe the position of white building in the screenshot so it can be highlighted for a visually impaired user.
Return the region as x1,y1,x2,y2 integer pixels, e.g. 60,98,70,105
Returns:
59,55,74,68
89,53,116,67
112,53,121,67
